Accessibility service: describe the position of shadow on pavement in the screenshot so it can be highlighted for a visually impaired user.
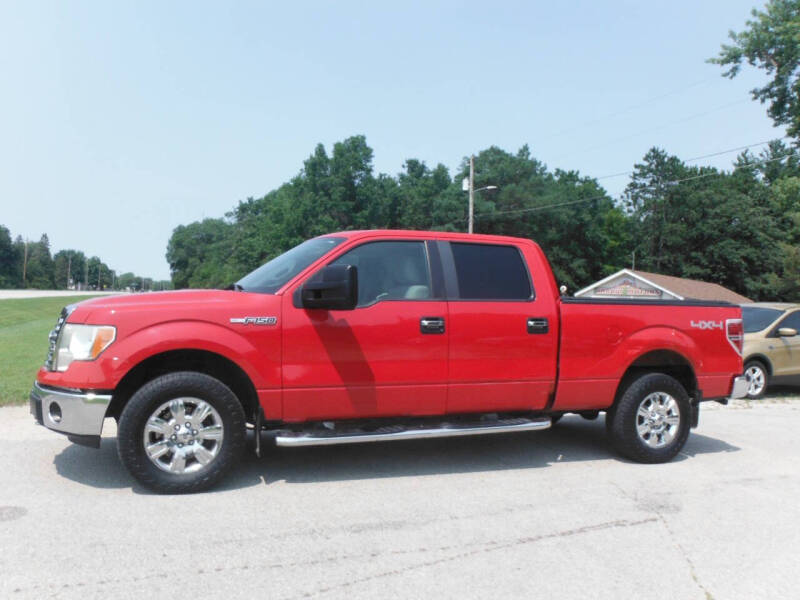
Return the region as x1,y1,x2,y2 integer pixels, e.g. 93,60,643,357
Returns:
52,415,740,493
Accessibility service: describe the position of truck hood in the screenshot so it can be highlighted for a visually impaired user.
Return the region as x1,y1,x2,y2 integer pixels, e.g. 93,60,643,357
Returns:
66,289,279,326
73,289,239,311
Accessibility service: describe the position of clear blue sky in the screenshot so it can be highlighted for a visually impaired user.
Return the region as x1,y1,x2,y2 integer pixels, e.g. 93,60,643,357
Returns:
0,0,783,281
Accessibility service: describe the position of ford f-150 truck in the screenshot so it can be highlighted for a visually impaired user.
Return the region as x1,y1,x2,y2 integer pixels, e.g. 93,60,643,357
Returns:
31,230,748,493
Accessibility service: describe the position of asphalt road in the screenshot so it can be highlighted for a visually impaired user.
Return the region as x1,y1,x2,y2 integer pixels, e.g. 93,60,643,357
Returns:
0,290,121,300
2,397,799,600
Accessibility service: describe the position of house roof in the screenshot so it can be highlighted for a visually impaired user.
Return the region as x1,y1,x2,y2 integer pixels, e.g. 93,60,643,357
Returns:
631,270,752,304
574,268,753,303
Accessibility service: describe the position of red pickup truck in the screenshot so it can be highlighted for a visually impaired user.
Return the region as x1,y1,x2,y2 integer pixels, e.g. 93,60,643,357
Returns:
31,230,748,493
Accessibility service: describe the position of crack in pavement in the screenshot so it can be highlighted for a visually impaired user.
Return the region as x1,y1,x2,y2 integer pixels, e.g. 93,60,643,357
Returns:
8,517,658,598
610,481,714,600
287,517,659,599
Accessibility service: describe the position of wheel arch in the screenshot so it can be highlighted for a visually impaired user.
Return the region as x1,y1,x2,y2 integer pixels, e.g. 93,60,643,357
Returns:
107,349,260,424
613,349,698,408
744,354,772,376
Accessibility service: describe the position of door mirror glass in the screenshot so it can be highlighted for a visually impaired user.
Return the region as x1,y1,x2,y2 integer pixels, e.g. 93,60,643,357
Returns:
777,327,798,337
300,264,358,310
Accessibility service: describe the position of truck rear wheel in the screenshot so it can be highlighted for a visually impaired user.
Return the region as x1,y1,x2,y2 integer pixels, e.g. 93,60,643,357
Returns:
606,373,690,464
117,371,246,493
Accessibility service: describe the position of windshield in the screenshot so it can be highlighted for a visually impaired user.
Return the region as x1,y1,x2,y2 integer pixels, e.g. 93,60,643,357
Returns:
741,306,784,333
236,237,345,293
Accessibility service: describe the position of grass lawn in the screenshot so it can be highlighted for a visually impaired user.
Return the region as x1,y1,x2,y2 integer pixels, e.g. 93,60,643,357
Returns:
0,295,100,406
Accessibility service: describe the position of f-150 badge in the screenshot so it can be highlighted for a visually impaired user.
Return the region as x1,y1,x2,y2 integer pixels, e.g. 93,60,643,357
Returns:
230,316,278,325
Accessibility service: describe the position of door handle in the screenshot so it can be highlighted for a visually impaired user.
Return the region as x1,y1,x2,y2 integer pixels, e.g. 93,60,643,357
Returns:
420,317,445,334
527,317,549,334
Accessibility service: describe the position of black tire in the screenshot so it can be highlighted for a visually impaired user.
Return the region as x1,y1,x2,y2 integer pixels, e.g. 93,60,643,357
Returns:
550,414,564,426
743,360,768,399
117,371,246,493
606,373,691,464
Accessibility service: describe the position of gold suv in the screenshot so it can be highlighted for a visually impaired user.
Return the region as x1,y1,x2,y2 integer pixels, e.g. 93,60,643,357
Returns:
741,303,800,398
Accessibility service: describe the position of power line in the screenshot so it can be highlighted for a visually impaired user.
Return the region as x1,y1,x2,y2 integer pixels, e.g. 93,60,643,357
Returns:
684,135,792,162
540,76,718,141
594,136,792,181
474,151,798,221
551,98,750,163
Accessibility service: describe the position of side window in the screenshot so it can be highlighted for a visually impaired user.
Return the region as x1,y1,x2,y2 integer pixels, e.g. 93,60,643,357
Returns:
331,241,432,307
776,311,800,333
450,243,532,300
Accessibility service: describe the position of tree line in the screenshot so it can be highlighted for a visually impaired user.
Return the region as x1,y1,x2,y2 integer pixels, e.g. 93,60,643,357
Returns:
168,1,800,301
165,138,799,301
0,227,170,291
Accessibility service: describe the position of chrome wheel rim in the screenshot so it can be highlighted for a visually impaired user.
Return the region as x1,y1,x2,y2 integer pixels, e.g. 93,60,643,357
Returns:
142,398,224,474
636,392,680,448
744,366,765,397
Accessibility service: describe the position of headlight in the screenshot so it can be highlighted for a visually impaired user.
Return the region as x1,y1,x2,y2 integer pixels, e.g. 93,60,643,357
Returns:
54,324,116,372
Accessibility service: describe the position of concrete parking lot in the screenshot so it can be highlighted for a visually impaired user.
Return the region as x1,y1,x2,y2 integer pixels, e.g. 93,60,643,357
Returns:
2,395,799,600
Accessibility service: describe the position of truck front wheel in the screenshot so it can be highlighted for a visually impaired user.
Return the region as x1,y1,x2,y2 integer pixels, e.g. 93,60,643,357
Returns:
606,373,690,463
117,371,246,493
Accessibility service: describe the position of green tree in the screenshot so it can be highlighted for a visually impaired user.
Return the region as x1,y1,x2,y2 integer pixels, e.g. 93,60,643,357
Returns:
396,160,451,230
166,218,235,288
0,225,19,288
766,176,800,300
23,234,55,289
86,256,113,290
625,147,784,299
53,250,86,289
710,0,800,140
118,272,138,290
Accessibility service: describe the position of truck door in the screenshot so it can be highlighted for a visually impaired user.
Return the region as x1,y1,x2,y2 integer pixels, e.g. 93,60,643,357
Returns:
441,241,558,413
281,239,448,421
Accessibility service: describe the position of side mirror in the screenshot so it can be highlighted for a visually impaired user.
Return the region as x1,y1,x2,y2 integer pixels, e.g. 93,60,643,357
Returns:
299,264,358,310
778,327,798,337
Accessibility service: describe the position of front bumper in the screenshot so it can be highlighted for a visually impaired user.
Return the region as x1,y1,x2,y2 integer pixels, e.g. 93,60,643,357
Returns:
729,375,749,400
30,382,111,448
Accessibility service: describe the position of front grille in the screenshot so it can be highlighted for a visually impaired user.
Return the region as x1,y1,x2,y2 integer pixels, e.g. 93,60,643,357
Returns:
44,306,72,371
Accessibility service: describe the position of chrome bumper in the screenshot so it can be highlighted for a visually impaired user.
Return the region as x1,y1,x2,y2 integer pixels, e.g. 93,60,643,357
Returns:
30,382,111,445
730,376,749,400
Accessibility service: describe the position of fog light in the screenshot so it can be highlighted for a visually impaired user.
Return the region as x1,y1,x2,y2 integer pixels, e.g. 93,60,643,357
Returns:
49,402,62,423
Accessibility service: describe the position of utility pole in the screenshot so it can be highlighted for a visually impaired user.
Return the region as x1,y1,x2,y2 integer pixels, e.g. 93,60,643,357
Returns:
66,254,72,289
468,155,475,234
463,156,497,234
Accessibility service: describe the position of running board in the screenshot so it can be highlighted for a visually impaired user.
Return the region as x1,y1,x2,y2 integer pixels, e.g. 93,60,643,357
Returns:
274,416,551,447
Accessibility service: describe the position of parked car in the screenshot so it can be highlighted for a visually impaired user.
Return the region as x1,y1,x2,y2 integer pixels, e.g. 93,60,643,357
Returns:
741,303,800,398
31,230,746,493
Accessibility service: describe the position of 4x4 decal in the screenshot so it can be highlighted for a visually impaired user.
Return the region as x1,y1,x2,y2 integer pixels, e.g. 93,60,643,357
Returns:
690,320,723,330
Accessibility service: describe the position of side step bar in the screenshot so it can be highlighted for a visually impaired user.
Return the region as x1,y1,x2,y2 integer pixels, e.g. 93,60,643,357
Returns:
274,416,551,448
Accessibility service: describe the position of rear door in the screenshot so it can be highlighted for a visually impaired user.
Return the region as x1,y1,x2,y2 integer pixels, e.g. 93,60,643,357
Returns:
281,239,449,421
442,241,558,413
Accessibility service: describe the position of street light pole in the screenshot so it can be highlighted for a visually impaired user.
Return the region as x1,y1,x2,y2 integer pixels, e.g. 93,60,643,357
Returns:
463,155,498,234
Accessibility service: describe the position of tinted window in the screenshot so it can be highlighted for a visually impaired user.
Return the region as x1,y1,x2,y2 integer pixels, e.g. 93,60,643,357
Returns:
776,310,800,333
451,243,532,300
331,241,431,307
742,306,784,333
237,237,345,293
